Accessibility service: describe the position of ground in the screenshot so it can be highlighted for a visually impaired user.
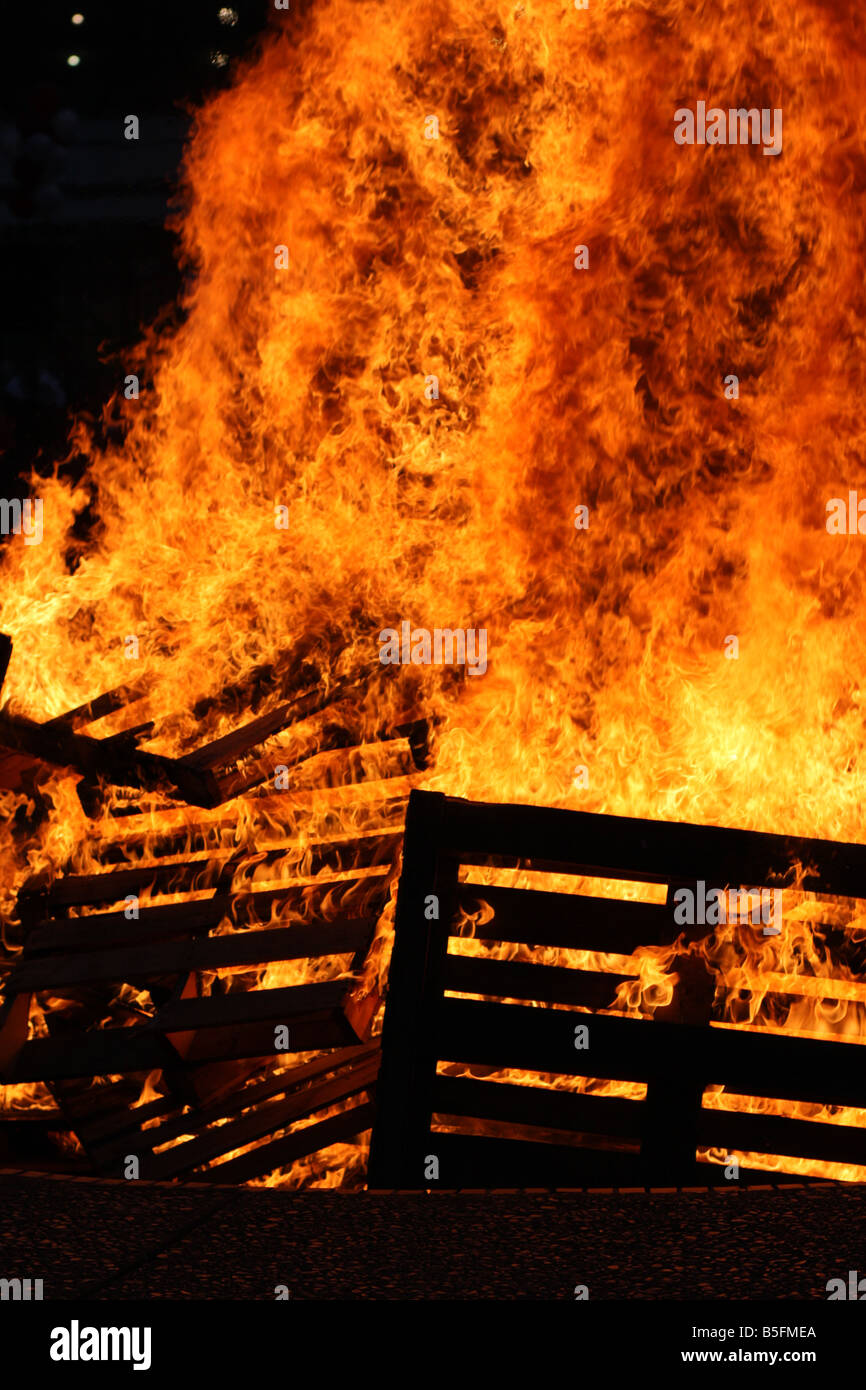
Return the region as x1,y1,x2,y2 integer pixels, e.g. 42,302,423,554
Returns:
0,1172,861,1300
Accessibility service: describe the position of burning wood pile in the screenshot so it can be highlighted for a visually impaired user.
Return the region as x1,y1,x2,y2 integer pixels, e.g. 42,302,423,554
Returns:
3,0,866,1192
0,633,429,1184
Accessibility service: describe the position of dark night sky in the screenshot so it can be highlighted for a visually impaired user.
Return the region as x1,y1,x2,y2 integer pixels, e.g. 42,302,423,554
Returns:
0,2,272,116
0,2,272,494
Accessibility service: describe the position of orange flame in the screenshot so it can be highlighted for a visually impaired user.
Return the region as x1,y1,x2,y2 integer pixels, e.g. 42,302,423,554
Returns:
3,0,866,1185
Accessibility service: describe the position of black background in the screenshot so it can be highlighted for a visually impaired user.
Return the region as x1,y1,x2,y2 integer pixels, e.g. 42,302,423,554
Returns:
0,2,272,498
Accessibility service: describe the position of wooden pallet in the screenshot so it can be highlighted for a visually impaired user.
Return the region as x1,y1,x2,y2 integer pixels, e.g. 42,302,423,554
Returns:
0,822,398,1070
0,794,405,1181
367,790,866,1189
0,635,430,1183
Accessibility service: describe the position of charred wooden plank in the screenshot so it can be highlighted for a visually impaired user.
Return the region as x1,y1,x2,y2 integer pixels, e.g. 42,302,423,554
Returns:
87,1058,368,1168
73,1093,179,1143
196,1099,376,1184
0,649,148,794
47,680,149,731
209,700,359,802
0,710,220,808
7,920,375,995
5,1028,175,1081
442,794,866,900
153,980,350,1033
437,998,866,1111
431,1074,642,1140
179,685,356,773
23,887,384,956
20,858,229,911
442,954,636,1010
697,1106,866,1169
416,1132,646,1188
413,1134,795,1188
141,1053,380,1180
24,895,239,955
92,1044,380,1157
95,784,409,862
456,883,673,955
4,989,357,1083
189,637,336,723
19,829,400,913
175,1010,357,1064
191,699,430,806
3,983,358,1082
417,1138,796,1187
0,1106,64,1125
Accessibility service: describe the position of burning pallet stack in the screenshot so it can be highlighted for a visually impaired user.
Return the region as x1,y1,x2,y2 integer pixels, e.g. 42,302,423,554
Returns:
0,633,427,1183
6,626,866,1192
369,790,866,1189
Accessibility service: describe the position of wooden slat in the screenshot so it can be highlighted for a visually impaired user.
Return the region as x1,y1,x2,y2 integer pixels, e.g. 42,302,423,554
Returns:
179,688,353,772
75,1094,180,1143
698,1106,866,1169
91,1045,379,1158
25,894,235,955
0,1107,64,1125
8,921,374,995
191,1043,377,1124
20,829,400,913
406,1132,800,1189
49,1076,150,1120
0,711,221,807
457,883,673,954
420,1132,648,1187
210,707,355,802
152,981,349,1033
189,640,331,723
4,983,356,1081
431,1074,643,1140
443,954,635,1010
93,787,409,863
442,793,866,898
188,695,383,803
20,858,229,910
198,1099,375,1184
5,1013,352,1082
174,1011,357,1064
437,998,866,1110
47,681,149,731
7,1029,174,1080
24,881,384,955
143,1054,380,1180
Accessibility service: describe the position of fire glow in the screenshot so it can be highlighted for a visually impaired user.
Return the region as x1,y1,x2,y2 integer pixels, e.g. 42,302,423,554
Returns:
2,0,866,1187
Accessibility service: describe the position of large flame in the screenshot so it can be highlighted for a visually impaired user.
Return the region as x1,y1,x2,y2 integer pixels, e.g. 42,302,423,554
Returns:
3,0,866,1185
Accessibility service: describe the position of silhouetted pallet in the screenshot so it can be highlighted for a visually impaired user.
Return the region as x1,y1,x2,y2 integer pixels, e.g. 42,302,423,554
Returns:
0,819,398,1084
368,790,866,1189
0,780,405,1180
